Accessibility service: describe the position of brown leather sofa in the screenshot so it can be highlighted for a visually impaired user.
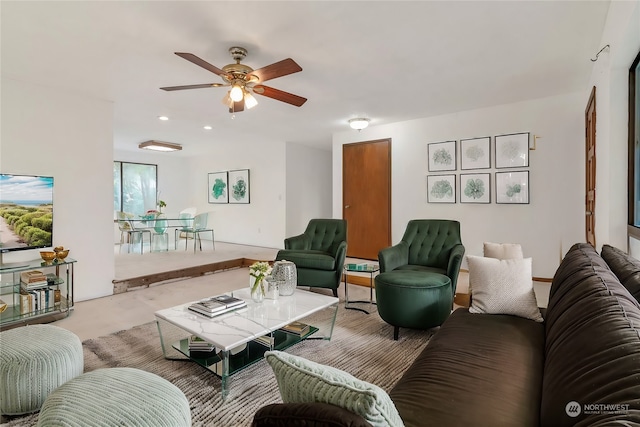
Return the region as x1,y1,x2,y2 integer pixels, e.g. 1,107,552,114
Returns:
252,243,640,427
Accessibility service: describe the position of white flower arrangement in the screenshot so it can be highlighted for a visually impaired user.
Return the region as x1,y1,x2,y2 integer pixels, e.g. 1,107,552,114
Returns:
249,261,272,295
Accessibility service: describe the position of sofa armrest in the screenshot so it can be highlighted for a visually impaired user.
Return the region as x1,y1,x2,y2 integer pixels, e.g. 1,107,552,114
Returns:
378,242,409,273
252,403,374,427
285,233,311,250
334,240,348,273
447,243,466,295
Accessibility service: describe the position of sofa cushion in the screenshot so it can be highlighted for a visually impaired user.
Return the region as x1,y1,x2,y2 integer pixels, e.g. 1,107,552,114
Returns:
390,308,544,427
275,250,336,271
264,351,404,427
467,255,543,322
542,243,640,426
483,242,523,259
601,244,640,302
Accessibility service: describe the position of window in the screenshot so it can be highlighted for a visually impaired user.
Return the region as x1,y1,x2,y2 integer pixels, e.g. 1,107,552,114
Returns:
629,49,640,234
113,161,157,215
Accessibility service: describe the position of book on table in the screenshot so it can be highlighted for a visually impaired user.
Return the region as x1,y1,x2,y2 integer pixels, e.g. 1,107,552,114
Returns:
188,294,247,318
188,335,215,352
280,321,310,336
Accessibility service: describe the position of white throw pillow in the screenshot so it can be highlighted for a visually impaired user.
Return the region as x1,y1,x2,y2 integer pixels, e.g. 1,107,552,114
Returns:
483,242,524,260
264,350,404,427
467,255,543,322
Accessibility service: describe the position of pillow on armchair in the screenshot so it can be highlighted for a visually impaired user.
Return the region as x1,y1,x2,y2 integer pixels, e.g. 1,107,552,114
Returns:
483,242,524,260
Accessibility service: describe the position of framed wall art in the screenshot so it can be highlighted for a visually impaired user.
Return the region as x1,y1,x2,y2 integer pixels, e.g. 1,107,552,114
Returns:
208,171,228,204
460,173,490,203
496,171,529,204
228,169,250,204
460,137,491,170
495,132,530,168
427,174,456,203
428,141,457,172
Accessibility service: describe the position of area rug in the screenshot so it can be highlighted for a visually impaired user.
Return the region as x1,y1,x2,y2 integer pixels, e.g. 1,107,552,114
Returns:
2,304,435,427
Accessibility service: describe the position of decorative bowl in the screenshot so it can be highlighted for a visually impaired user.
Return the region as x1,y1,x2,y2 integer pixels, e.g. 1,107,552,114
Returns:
40,251,56,264
53,246,64,253
55,249,70,261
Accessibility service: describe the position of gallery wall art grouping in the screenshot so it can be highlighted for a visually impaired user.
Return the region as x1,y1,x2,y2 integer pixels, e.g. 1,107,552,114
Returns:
426,132,530,204
208,169,250,204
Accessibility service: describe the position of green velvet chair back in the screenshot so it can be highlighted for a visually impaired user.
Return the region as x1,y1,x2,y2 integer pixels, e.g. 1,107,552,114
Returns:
304,219,347,253
402,219,462,269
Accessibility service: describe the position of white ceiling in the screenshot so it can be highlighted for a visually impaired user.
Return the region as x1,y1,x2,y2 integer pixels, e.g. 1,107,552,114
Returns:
1,1,610,156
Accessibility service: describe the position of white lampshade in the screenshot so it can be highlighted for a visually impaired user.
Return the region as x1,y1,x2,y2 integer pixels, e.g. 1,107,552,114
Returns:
244,91,258,109
349,118,370,130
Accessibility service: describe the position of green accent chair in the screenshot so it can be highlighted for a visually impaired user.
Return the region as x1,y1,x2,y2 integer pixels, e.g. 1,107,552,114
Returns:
375,219,465,340
275,219,348,297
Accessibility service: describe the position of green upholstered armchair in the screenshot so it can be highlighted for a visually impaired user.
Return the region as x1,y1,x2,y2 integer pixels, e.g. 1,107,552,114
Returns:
379,219,465,295
275,219,347,297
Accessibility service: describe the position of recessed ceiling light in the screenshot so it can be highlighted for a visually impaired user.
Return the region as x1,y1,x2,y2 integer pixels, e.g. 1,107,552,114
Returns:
203,125,212,130
158,116,169,121
138,140,182,152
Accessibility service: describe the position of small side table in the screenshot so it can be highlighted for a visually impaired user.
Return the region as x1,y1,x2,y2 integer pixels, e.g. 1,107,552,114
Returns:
344,264,380,314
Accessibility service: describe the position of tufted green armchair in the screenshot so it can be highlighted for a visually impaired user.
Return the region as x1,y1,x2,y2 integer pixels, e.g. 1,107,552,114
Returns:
379,219,465,296
275,219,347,297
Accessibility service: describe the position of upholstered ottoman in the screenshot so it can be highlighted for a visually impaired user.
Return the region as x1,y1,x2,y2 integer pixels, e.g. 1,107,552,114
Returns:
375,271,452,340
37,367,191,427
0,324,83,415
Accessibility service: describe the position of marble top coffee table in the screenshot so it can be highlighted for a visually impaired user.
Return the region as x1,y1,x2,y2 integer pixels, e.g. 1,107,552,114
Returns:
155,287,339,399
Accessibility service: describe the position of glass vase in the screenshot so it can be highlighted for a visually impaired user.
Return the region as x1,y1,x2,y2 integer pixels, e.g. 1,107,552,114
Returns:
250,276,265,303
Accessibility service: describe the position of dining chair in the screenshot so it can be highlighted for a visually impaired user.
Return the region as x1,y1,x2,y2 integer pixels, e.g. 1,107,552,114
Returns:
174,212,195,250
116,211,151,254
151,217,169,252
177,212,215,252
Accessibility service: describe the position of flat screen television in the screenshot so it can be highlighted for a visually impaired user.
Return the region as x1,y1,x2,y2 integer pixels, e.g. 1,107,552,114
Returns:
0,174,54,254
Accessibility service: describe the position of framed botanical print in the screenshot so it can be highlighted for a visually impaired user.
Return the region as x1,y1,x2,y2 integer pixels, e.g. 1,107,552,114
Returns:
428,141,457,172
427,174,456,203
460,173,490,203
495,132,530,168
460,137,491,170
496,171,529,204
208,172,228,204
228,169,250,204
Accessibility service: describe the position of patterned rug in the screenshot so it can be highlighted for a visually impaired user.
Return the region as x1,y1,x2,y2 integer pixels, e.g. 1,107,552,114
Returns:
2,303,435,427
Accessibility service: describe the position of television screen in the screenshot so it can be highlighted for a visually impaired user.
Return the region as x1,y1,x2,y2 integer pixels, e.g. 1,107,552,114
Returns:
0,174,54,253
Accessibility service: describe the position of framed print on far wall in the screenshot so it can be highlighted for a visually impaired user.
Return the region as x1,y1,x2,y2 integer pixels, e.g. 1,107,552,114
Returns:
208,172,228,204
495,132,530,168
496,171,529,204
427,174,456,203
428,140,457,171
228,169,250,204
460,137,491,170
460,173,490,203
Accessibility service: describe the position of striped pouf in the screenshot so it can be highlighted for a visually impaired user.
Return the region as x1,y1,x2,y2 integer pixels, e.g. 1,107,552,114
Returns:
37,367,191,427
0,324,83,415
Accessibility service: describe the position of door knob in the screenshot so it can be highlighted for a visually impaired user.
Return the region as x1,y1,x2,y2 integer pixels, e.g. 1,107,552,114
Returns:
345,205,350,209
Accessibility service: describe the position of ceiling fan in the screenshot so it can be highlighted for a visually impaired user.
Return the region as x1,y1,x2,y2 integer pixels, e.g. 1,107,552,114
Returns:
160,47,307,113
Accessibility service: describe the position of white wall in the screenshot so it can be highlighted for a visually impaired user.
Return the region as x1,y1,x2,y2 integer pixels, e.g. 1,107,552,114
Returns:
285,143,332,237
588,0,640,254
186,139,287,248
1,78,114,301
333,92,586,278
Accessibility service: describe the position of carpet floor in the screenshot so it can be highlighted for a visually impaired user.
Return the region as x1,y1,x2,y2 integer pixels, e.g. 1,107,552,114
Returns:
2,303,436,427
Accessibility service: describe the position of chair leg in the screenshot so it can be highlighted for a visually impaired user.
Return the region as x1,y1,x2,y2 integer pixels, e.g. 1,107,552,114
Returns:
332,288,338,297
393,326,400,341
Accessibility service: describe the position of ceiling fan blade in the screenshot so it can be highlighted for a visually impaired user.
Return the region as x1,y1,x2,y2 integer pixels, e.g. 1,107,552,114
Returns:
175,52,227,77
253,85,307,107
229,98,245,113
160,83,225,91
249,58,302,83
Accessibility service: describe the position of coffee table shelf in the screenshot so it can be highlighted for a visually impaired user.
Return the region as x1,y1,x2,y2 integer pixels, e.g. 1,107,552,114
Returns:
172,326,319,377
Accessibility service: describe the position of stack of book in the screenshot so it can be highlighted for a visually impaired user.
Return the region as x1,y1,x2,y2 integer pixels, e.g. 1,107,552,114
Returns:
20,271,48,289
254,334,275,348
19,288,60,314
188,335,215,353
188,294,246,318
280,321,310,336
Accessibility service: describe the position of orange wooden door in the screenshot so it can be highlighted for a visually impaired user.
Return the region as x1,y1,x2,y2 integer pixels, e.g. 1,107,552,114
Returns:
343,139,391,260
585,86,596,247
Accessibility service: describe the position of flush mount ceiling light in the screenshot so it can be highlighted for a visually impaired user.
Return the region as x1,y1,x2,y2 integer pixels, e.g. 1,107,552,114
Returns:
349,118,370,130
157,116,169,121
138,140,182,152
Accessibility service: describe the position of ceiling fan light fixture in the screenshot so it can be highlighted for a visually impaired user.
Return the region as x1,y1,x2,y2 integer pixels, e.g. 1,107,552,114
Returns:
349,118,370,130
222,92,232,107
138,140,182,152
229,84,244,102
244,91,258,109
